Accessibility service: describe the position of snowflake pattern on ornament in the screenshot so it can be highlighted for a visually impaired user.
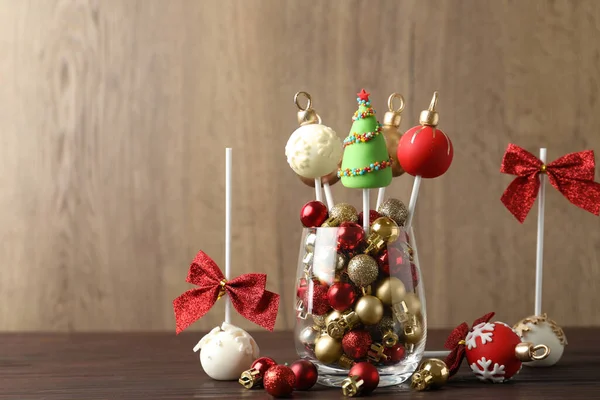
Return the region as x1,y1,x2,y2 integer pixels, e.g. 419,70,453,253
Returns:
465,322,495,350
470,357,506,383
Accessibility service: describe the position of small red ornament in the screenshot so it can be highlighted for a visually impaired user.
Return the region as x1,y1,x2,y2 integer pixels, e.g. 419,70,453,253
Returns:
376,249,390,275
251,357,277,376
358,210,381,227
264,365,296,397
383,343,406,364
327,282,357,311
296,278,308,299
342,330,373,359
397,92,453,179
300,201,329,227
290,360,318,390
349,362,379,395
303,280,331,315
337,222,365,251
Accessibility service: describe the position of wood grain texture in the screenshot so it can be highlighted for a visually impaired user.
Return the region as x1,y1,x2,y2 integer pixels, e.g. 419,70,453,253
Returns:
0,0,599,332
1,329,598,399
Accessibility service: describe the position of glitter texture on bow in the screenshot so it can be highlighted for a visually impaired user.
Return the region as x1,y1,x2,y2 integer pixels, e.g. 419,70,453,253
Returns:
444,312,495,377
500,143,600,223
173,251,279,333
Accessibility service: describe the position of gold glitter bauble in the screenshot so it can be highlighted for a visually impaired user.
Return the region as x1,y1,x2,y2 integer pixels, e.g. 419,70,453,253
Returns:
347,255,379,287
330,203,358,224
377,198,408,227
403,293,423,316
371,217,400,243
355,295,384,325
377,315,401,334
375,277,406,306
411,359,449,391
314,334,343,364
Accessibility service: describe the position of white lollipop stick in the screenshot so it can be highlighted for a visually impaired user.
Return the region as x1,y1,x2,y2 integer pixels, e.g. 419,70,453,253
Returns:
376,187,385,210
314,178,323,202
405,175,422,230
535,148,547,316
225,148,232,324
363,189,370,234
323,182,334,210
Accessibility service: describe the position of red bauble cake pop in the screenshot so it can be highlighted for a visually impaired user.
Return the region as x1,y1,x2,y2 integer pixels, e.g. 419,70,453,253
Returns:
397,92,453,179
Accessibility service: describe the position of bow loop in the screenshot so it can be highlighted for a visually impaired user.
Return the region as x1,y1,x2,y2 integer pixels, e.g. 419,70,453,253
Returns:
173,251,279,333
501,144,600,222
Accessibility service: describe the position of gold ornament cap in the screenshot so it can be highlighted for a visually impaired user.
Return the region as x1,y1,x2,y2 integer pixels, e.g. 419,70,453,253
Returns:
341,375,363,397
367,342,389,363
419,91,440,127
294,91,321,126
515,342,550,362
411,358,449,391
239,368,262,389
338,354,355,369
382,93,405,128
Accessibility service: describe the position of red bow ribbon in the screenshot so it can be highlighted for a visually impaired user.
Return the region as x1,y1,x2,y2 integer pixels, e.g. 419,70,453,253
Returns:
173,251,279,333
444,312,495,377
501,143,600,223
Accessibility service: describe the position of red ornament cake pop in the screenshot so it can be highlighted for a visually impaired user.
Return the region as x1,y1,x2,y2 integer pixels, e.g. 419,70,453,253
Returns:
397,92,453,179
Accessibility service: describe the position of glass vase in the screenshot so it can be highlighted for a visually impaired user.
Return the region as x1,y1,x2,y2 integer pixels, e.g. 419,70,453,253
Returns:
294,225,426,387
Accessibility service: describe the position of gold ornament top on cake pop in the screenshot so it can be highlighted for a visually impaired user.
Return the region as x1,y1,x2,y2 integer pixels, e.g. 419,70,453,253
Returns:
382,93,406,177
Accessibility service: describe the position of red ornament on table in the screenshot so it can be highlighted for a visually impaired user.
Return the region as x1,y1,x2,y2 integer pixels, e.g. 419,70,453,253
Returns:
327,282,357,311
239,356,277,388
264,365,296,397
358,210,381,227
303,280,331,316
342,361,380,397
445,312,549,383
337,222,365,251
342,330,373,359
290,360,318,390
300,200,329,227
397,92,453,179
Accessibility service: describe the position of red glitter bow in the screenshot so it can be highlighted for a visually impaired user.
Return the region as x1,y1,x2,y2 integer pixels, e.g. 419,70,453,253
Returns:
444,312,495,377
173,251,279,333
501,143,600,223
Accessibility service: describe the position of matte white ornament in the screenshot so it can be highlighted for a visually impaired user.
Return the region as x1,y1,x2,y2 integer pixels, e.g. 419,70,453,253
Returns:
193,321,260,380
285,124,342,179
514,314,566,367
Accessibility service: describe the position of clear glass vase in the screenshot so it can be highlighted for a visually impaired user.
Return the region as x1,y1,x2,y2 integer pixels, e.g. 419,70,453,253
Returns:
294,225,426,387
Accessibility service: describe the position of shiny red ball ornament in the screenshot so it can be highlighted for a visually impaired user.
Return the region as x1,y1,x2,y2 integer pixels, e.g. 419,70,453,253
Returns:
300,200,329,227
342,330,373,359
296,277,308,299
303,280,331,315
264,365,296,397
377,249,390,275
348,362,379,395
251,356,277,376
358,210,381,227
397,125,453,178
337,222,365,251
290,360,318,390
327,282,357,311
383,344,406,364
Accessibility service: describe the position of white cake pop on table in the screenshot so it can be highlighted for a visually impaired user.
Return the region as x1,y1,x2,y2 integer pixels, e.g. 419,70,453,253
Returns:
193,321,260,380
514,314,566,367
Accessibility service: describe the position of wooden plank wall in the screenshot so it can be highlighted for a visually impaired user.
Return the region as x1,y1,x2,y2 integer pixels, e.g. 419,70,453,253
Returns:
0,0,599,332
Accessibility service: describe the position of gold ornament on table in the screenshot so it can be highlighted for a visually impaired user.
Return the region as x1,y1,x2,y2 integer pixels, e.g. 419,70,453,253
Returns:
314,334,343,364
347,255,379,287
377,198,408,227
375,277,406,306
355,295,384,325
382,93,406,177
322,203,359,227
363,217,401,255
411,359,449,391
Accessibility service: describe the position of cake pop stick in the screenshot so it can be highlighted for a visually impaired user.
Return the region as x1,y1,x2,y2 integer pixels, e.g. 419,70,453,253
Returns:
534,148,546,316
362,189,370,234
397,92,454,230
323,182,334,210
225,148,232,323
286,92,342,207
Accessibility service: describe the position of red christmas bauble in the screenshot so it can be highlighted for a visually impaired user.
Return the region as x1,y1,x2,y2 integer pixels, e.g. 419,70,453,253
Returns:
290,359,318,390
264,365,296,397
386,246,408,276
300,201,328,227
342,330,373,359
464,321,523,383
348,362,379,395
296,278,308,299
383,343,406,364
377,249,390,275
303,280,331,315
327,282,357,311
337,222,365,251
250,356,277,376
358,210,381,227
397,125,453,178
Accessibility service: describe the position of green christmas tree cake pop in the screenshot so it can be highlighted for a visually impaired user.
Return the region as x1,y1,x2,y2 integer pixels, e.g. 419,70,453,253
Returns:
339,89,393,188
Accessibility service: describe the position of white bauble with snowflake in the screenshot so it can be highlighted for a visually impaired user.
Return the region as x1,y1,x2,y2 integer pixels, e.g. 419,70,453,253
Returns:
193,322,260,380
514,314,566,367
285,124,342,179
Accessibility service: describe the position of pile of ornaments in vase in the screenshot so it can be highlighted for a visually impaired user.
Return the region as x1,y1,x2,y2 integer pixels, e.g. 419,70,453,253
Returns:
296,197,425,375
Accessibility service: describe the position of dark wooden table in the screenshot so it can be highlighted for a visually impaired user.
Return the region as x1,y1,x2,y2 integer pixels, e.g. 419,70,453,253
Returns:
0,329,597,399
